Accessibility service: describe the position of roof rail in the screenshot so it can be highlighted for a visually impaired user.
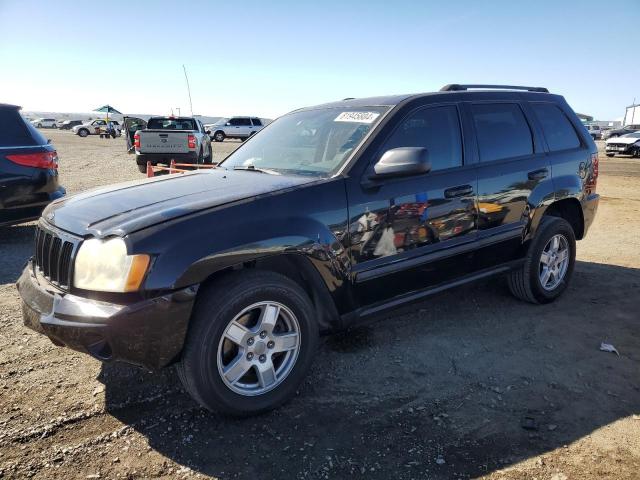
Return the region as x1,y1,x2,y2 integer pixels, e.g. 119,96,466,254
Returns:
440,84,549,93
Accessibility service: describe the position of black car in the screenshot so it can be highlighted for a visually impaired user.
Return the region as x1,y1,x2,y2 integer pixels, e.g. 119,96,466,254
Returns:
17,85,599,416
604,124,640,139
58,120,83,130
0,104,66,226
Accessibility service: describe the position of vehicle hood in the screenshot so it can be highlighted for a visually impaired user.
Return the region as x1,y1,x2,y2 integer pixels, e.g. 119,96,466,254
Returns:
606,136,640,145
43,169,315,237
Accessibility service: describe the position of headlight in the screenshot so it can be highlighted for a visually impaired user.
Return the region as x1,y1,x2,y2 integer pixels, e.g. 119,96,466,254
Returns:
74,238,150,292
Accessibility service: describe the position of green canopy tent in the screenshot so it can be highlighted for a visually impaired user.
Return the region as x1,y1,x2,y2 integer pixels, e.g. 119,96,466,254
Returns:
93,105,122,123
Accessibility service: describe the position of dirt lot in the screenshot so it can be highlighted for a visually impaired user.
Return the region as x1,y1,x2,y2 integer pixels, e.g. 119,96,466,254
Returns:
1,130,639,479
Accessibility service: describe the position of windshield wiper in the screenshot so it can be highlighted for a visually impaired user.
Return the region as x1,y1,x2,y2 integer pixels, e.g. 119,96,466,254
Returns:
233,165,280,175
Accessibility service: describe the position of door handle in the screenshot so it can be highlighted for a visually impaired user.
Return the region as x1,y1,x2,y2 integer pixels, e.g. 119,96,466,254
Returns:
444,185,474,198
528,168,549,180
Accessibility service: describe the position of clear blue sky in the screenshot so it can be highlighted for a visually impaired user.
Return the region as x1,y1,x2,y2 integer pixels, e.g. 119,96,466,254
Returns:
0,0,638,120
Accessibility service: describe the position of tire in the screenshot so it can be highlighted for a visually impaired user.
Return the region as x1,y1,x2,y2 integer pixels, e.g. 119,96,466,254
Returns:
177,270,318,416
78,129,89,138
606,153,615,157
37,123,42,128
507,216,576,304
197,148,204,164
137,164,147,174
213,131,225,142
204,144,213,164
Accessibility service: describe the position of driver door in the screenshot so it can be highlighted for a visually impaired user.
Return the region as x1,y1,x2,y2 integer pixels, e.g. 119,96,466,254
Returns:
345,103,478,307
123,117,147,152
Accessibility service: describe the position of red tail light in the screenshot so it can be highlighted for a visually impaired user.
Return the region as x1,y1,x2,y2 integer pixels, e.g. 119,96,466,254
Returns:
6,150,58,169
586,152,598,193
188,134,196,149
134,133,140,149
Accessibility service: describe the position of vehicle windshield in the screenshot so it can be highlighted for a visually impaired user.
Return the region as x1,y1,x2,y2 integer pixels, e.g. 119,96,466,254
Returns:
147,118,196,130
219,107,389,177
622,132,640,138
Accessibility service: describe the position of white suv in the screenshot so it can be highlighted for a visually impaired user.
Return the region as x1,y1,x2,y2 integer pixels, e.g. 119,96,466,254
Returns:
209,117,264,142
72,119,122,137
30,118,57,128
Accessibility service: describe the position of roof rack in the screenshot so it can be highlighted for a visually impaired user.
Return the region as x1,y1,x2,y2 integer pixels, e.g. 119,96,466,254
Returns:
440,84,549,93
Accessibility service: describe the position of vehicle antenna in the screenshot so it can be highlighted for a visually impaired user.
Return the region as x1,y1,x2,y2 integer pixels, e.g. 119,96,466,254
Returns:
183,65,194,117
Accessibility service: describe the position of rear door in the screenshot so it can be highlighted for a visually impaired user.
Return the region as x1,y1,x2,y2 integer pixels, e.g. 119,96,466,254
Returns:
123,117,147,152
467,101,551,270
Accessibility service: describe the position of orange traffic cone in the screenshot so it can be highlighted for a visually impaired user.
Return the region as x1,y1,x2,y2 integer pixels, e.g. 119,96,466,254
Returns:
146,161,154,178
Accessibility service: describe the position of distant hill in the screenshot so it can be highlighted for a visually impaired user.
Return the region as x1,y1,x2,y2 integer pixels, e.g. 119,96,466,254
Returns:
21,111,272,126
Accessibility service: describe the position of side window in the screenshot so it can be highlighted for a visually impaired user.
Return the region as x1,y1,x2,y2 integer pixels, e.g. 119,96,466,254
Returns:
382,105,463,171
229,118,241,126
240,118,252,126
251,118,262,126
531,103,581,151
471,103,533,162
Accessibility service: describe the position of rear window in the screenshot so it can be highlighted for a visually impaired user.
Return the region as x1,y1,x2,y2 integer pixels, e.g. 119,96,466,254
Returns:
0,108,41,147
531,103,581,151
471,103,533,162
147,118,196,130
251,118,263,126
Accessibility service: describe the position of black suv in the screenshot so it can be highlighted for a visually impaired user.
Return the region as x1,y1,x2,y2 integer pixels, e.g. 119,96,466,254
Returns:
1,104,66,226
18,85,599,415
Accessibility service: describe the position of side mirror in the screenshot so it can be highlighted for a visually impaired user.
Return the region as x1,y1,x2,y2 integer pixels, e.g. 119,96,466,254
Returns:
206,130,211,135
371,147,431,179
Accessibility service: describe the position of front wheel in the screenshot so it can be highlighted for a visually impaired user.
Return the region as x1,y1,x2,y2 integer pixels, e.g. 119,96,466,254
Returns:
177,271,318,416
78,129,89,138
507,217,576,304
213,131,225,142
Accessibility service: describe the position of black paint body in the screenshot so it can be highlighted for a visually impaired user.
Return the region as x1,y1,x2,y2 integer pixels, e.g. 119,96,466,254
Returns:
18,90,599,370
0,104,66,226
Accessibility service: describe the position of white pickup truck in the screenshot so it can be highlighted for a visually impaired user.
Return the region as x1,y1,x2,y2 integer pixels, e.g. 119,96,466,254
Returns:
124,116,213,173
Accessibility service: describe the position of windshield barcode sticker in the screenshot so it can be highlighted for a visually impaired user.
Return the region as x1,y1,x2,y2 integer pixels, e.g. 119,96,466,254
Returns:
335,112,380,123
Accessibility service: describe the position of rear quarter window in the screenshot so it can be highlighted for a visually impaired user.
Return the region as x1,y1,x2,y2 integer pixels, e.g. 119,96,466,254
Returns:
471,103,533,162
0,109,40,147
531,103,581,151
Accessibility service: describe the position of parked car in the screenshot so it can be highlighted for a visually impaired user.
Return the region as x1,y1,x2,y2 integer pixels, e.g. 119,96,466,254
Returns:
210,116,264,142
602,124,640,139
72,119,121,137
58,120,83,130
30,118,57,129
18,84,599,416
0,104,65,226
123,116,213,173
605,131,640,157
584,124,602,140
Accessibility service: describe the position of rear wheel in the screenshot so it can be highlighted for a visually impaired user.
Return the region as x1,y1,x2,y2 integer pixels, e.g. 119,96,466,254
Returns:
214,131,225,142
37,123,42,128
177,271,318,416
507,217,576,304
78,129,89,138
137,164,146,174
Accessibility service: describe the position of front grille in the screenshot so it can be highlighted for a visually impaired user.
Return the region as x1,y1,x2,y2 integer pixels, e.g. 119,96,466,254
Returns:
33,225,79,289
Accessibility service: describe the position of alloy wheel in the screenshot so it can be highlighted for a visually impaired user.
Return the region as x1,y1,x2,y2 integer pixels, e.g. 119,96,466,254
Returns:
217,301,301,396
539,234,569,291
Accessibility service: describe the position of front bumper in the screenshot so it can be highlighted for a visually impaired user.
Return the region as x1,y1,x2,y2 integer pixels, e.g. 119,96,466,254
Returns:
605,144,636,154
17,266,197,370
582,193,599,237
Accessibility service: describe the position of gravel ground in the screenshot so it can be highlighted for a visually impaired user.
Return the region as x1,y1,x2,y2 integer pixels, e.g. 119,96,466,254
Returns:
0,131,638,479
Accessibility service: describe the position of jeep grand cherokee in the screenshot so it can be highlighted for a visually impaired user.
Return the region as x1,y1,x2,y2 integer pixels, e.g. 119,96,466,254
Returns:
18,84,599,416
